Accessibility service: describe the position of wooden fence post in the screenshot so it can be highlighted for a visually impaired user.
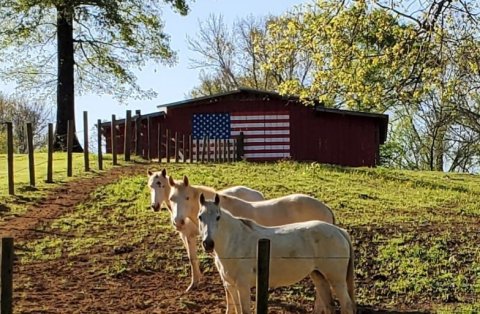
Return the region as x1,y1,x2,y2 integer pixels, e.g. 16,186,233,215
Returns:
158,124,162,163
166,129,170,163
124,110,131,162
67,120,73,177
222,138,227,163
46,123,53,183
182,134,186,162
97,119,103,170
111,114,117,165
6,122,14,195
1,237,14,314
201,137,207,163
189,135,193,163
195,138,199,163
236,132,245,161
226,140,231,163
233,139,237,163
26,122,35,186
135,110,142,156
147,116,152,161
83,111,90,171
256,238,270,314
206,136,210,163
174,132,179,163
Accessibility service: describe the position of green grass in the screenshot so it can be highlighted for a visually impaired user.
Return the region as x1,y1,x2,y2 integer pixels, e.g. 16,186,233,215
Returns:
0,152,123,218
15,161,480,312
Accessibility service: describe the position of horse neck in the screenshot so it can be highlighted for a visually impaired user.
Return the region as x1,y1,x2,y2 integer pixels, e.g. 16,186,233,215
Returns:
214,210,260,255
215,209,265,257
221,195,255,218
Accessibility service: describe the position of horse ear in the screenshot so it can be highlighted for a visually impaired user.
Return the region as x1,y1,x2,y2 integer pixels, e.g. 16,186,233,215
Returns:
161,168,167,178
214,194,220,206
168,175,175,186
147,169,153,176
183,175,189,187
200,193,205,205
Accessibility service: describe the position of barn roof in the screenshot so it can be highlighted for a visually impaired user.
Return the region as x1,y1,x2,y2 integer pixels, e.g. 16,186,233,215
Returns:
157,88,389,143
99,111,165,128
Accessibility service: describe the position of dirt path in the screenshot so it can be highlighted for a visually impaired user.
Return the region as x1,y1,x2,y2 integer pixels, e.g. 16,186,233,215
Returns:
0,163,150,241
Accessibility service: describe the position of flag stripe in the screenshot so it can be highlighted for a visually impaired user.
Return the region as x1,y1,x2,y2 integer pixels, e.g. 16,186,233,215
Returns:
230,122,290,128
231,130,290,136
244,138,290,143
244,152,291,158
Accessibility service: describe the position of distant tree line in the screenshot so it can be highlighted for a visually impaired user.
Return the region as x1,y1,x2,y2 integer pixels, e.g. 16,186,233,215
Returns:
0,93,52,154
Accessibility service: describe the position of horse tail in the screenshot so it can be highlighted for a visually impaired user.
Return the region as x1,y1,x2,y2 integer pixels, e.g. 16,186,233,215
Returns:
329,206,336,225
345,231,356,313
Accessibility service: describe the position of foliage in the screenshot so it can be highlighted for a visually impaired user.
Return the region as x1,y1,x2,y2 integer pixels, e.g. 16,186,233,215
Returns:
0,92,52,153
14,162,480,312
260,0,480,172
0,0,190,102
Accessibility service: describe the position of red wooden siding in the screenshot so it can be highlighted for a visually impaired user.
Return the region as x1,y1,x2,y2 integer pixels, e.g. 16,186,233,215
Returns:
101,89,388,167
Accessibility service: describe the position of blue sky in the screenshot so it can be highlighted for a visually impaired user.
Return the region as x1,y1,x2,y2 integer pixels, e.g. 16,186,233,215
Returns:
1,0,307,137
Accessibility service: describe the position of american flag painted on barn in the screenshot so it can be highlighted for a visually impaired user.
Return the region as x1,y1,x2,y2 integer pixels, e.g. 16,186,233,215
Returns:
230,111,290,160
192,111,290,160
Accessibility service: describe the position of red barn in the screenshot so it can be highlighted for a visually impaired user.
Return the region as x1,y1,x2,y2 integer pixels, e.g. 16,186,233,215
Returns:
103,88,388,167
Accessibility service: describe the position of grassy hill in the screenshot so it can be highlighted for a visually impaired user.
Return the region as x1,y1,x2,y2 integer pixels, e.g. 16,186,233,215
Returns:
8,161,480,313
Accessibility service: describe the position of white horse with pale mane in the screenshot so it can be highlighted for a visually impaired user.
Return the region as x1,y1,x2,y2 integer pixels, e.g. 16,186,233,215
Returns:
147,169,264,291
198,194,355,314
168,175,335,229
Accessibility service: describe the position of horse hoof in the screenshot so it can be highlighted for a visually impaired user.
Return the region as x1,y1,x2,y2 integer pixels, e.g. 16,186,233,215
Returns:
185,282,199,292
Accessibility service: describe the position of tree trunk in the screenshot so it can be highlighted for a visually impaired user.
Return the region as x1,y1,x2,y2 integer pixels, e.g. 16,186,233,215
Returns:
54,5,83,152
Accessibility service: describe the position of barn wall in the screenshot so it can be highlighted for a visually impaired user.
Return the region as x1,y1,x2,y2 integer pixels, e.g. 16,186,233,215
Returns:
101,93,384,166
290,106,380,166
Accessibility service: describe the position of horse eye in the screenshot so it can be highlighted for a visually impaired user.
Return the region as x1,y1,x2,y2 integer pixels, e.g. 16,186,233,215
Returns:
216,216,220,221
157,182,161,187
198,216,202,222
186,197,189,200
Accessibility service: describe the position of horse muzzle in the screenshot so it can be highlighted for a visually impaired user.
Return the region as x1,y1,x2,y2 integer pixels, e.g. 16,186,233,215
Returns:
151,203,160,212
202,239,214,253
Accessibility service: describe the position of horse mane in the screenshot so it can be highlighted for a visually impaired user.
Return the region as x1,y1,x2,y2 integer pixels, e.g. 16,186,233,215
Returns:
193,185,216,197
238,217,256,230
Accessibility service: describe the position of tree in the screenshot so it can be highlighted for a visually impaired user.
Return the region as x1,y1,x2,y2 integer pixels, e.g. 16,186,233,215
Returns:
0,93,52,154
260,0,480,172
0,0,190,151
188,14,313,97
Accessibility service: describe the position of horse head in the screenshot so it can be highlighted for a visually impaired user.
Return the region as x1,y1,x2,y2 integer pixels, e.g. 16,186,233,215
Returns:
168,175,199,229
198,193,221,253
147,168,170,212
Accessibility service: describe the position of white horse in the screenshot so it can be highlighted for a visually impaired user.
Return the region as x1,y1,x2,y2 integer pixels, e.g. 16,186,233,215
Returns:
198,194,355,314
168,175,335,229
147,169,264,211
147,169,264,291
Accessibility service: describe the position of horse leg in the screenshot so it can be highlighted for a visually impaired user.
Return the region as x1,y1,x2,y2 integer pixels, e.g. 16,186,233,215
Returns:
223,283,239,314
236,283,251,314
310,271,334,314
179,232,202,292
330,282,354,314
